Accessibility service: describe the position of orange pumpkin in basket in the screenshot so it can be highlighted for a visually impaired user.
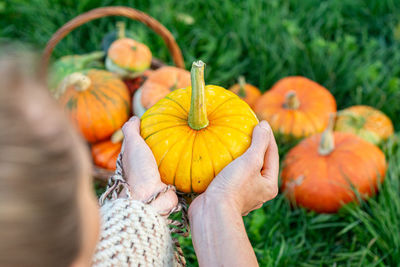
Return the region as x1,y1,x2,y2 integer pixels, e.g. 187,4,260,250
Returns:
140,61,258,193
92,130,123,170
281,116,387,213
58,69,131,143
254,76,336,138
335,105,394,145
106,22,152,78
229,76,261,108
133,66,191,117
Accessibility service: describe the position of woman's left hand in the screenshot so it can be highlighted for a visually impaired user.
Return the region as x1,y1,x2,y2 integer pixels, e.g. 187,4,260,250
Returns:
121,116,178,215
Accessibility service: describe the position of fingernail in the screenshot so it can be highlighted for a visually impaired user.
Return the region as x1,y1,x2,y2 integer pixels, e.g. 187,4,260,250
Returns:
129,116,138,122
259,120,271,131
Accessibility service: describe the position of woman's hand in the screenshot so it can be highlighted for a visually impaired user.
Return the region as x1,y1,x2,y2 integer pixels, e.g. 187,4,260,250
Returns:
191,120,279,216
121,116,178,215
188,121,279,267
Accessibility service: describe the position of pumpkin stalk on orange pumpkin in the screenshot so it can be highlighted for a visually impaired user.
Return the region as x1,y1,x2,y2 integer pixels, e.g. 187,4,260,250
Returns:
56,72,91,97
283,91,300,110
228,76,261,108
116,21,125,40
237,76,246,98
318,114,335,156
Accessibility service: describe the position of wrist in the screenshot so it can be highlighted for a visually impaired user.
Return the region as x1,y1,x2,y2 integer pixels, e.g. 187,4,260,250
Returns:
189,191,241,223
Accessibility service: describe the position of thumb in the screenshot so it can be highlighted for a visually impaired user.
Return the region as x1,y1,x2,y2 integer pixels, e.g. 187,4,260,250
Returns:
249,120,271,155
122,116,141,138
242,120,272,167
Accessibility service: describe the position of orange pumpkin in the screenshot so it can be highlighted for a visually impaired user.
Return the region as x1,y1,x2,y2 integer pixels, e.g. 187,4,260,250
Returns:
92,130,123,170
106,22,152,78
281,116,387,213
140,61,258,193
228,76,261,108
254,76,336,138
133,66,191,117
335,105,394,145
58,70,131,143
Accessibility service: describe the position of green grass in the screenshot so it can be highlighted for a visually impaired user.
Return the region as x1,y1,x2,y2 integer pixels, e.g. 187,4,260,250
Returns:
2,0,400,266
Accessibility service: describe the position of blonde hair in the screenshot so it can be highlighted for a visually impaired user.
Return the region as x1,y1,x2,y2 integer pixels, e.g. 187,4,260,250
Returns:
0,50,83,266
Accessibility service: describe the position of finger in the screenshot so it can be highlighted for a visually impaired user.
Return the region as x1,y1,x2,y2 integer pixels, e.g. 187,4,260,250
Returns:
261,128,279,188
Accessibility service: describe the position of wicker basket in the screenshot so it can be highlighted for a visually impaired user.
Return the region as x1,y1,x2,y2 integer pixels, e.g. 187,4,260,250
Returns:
41,6,185,183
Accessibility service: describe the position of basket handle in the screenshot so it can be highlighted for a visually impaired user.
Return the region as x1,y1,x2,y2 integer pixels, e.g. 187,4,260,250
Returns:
40,6,185,77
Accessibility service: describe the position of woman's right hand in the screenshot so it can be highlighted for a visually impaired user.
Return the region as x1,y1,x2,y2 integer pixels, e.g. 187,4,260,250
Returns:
190,120,279,217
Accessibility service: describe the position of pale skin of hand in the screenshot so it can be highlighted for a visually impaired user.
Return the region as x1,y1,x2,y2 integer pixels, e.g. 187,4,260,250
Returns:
121,117,279,267
188,120,279,267
121,116,178,214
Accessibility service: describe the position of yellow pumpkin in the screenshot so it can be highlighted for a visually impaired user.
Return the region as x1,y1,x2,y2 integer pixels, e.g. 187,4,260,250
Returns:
140,61,258,193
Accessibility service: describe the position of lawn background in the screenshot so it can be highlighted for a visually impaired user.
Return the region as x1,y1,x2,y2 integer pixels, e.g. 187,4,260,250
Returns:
1,0,400,266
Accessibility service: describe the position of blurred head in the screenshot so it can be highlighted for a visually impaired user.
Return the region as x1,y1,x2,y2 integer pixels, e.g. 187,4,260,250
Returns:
0,49,99,267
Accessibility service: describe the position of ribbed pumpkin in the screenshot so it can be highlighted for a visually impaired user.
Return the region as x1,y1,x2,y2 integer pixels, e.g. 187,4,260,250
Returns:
58,70,131,143
133,66,191,117
140,61,258,193
106,22,152,78
228,76,261,108
335,105,394,145
281,116,387,213
254,76,336,138
92,130,123,170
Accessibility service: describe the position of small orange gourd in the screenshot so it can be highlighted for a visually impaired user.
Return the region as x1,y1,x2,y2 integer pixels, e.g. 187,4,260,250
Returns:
92,130,123,170
140,61,258,193
335,105,394,145
106,22,152,78
228,76,261,108
254,76,336,138
281,116,387,213
133,66,191,117
58,70,131,143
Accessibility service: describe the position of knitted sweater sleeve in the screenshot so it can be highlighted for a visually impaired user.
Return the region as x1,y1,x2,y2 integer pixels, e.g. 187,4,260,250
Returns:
92,198,176,267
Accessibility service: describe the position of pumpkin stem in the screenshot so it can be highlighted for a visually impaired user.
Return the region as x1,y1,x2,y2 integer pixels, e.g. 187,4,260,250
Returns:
238,76,247,98
283,91,300,109
188,60,209,130
318,114,336,156
338,110,366,129
56,72,91,98
117,21,126,39
111,129,124,143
